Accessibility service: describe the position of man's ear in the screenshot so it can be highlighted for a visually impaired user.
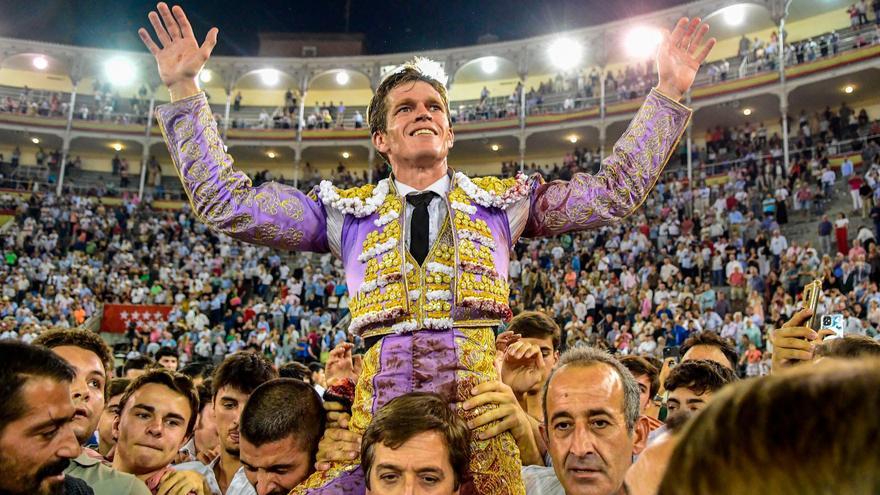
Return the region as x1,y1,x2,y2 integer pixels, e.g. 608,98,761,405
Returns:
539,421,549,447
112,414,121,442
632,415,651,456
372,131,390,156
446,126,455,150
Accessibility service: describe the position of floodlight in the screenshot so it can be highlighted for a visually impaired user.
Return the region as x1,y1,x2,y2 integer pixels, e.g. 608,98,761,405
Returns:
547,38,583,71
722,4,746,26
341,151,351,159
624,27,663,59
258,69,280,86
104,57,137,86
199,70,212,83
33,56,48,70
481,57,498,74
336,71,350,85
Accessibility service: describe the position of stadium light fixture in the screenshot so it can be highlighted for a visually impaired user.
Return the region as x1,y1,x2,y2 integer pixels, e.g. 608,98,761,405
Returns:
844,85,855,94
341,151,351,159
624,27,663,59
547,38,583,71
743,108,752,116
31,137,40,144
258,69,280,86
568,135,579,144
32,56,49,70
490,144,500,152
481,57,498,75
111,143,123,151
335,71,350,85
199,70,212,83
267,151,277,159
721,4,747,26
104,56,137,86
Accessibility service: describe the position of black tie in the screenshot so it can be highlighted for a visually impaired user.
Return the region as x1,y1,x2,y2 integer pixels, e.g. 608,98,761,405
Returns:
407,191,437,265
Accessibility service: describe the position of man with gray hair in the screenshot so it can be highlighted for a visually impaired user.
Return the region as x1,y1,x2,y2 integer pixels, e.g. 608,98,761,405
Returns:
524,347,650,495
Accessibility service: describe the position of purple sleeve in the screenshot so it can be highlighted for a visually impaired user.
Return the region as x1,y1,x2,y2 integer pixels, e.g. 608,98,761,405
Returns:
156,93,329,253
524,88,691,238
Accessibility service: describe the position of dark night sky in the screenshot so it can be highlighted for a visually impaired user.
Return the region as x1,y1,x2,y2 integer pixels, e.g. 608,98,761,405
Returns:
0,0,691,56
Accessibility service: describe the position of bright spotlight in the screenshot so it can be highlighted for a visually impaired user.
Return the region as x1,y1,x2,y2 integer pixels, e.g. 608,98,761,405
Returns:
624,27,663,59
490,144,500,152
341,151,351,159
104,56,136,86
111,143,123,151
568,135,579,144
481,57,498,74
31,137,40,144
258,69,280,86
33,56,49,70
721,4,746,26
335,71,350,85
267,151,277,159
844,85,854,94
547,38,583,71
743,108,752,116
199,70,212,83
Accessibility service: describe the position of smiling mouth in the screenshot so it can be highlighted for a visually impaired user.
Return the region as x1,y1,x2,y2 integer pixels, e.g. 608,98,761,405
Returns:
568,467,603,478
410,128,437,136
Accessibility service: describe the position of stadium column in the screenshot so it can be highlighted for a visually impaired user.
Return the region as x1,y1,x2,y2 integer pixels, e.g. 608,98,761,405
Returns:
222,84,233,141
368,146,375,183
294,146,302,189
686,91,694,217
295,73,309,190
776,0,792,172
519,71,528,172
599,70,607,162
138,92,156,199
516,52,529,172
56,75,79,196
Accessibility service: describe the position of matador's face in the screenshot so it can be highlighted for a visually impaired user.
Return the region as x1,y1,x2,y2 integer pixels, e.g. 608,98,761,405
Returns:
373,81,455,172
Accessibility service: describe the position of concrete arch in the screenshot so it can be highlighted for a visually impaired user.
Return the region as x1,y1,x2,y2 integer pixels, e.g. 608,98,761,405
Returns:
68,136,144,154
308,68,372,90
0,53,75,91
451,56,519,86
786,67,880,118
525,125,601,155
234,68,299,90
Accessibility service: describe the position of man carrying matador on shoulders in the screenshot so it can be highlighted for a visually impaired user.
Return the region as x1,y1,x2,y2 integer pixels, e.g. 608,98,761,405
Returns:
139,4,715,493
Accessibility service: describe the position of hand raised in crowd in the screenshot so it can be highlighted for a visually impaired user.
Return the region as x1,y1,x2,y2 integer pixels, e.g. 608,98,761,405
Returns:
195,445,220,466
494,330,521,375
138,2,218,101
460,380,543,466
315,401,361,471
500,340,545,396
769,308,836,371
656,17,717,101
325,342,359,385
156,469,210,495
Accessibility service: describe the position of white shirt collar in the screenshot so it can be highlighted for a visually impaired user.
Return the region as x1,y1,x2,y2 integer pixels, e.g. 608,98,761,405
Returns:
395,174,450,198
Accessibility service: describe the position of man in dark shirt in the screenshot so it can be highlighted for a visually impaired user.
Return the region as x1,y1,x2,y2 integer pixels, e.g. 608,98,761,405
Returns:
818,214,833,254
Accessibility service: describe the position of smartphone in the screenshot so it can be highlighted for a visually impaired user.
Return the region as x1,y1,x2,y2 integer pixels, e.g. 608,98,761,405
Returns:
801,278,823,331
663,345,680,362
820,314,844,340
